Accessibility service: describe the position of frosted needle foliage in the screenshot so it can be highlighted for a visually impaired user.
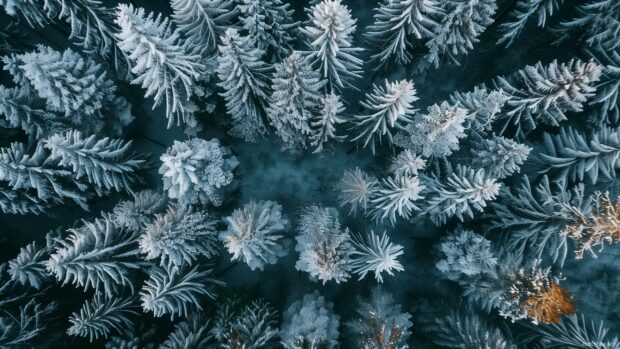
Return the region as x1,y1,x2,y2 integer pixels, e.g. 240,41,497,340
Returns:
350,230,404,283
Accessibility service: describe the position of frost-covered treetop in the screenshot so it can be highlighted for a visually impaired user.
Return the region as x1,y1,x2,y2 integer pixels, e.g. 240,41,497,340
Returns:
159,138,239,206
302,0,362,90
115,4,203,127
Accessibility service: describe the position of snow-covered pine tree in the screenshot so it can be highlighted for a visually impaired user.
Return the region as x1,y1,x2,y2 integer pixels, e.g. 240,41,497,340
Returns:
3,46,115,119
237,0,298,60
139,204,219,269
43,0,132,77
0,142,88,209
159,138,239,206
220,200,289,271
0,181,56,215
395,102,470,158
497,0,564,47
487,176,587,266
140,264,223,320
0,85,70,139
555,0,620,51
267,51,325,152
280,291,340,349
350,230,404,282
301,0,363,91
422,165,501,225
472,135,532,179
337,168,380,215
309,92,346,153
495,59,602,138
115,4,204,128
211,297,280,348
449,86,508,140
217,28,272,141
538,126,620,184
295,205,354,284
44,130,146,195
112,189,168,232
389,149,427,178
351,79,418,153
435,229,497,282
67,296,137,342
170,0,236,51
45,214,143,297
8,240,52,290
365,0,442,66
346,288,413,349
368,175,425,225
422,0,497,69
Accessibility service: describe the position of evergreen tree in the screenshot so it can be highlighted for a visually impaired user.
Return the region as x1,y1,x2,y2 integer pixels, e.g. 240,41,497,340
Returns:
449,86,509,139
395,102,470,158
170,0,236,51
267,51,325,152
217,28,272,141
0,85,70,139
495,59,602,137
0,142,88,209
211,298,280,348
350,230,404,282
309,92,346,153
67,296,137,342
140,264,223,320
422,165,501,225
139,204,219,269
497,0,564,47
112,189,168,232
368,175,425,225
346,288,413,349
237,0,298,60
389,149,427,178
0,181,57,215
487,176,587,266
45,215,142,297
365,0,442,66
351,79,418,152
280,291,340,349
295,206,353,284
220,200,289,271
472,135,532,179
422,0,497,69
159,138,239,206
337,167,380,215
115,4,204,128
538,126,620,184
44,130,146,195
4,46,116,118
8,237,55,289
44,0,132,77
435,229,497,282
301,0,363,91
